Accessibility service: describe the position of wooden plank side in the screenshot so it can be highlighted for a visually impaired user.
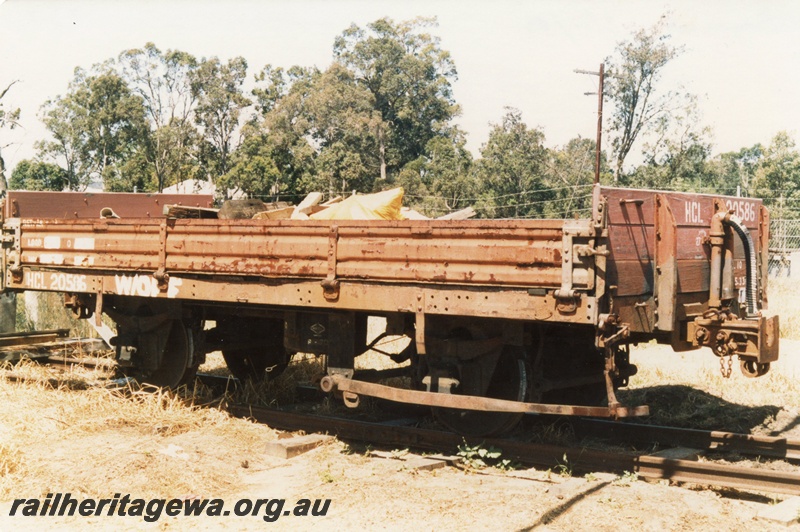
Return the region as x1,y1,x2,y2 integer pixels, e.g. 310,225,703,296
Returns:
608,259,653,296
599,186,763,300
14,217,586,290
601,187,762,230
6,191,214,219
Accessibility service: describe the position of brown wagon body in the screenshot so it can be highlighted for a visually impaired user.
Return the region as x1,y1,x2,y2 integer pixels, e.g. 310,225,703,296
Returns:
0,185,780,435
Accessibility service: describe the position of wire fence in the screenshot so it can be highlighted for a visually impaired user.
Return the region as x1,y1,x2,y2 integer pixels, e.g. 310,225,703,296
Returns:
769,219,800,277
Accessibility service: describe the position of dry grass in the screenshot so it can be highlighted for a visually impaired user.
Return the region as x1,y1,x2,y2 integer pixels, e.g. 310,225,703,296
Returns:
618,340,800,434
0,359,279,501
1,285,798,509
765,276,800,339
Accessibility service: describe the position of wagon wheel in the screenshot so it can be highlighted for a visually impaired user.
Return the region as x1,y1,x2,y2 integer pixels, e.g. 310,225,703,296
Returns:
430,326,530,437
142,320,198,389
539,328,608,406
220,318,289,381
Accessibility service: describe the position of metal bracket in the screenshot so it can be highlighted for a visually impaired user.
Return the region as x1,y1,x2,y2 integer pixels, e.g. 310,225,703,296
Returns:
598,322,630,349
319,374,649,417
555,231,575,300
321,225,340,301
155,221,169,291
7,224,22,283
415,311,426,356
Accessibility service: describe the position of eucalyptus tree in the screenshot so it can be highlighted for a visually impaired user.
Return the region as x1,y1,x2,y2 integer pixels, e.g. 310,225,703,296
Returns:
605,18,683,181
302,63,383,195
38,64,149,191
191,56,251,182
0,80,21,191
397,126,476,217
333,17,459,182
474,108,550,219
544,137,605,218
231,18,462,200
752,132,800,218
9,159,67,191
118,43,200,191
706,144,764,197
242,61,381,199
223,65,318,200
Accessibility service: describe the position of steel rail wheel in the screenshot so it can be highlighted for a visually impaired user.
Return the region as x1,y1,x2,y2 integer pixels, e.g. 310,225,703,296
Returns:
429,323,530,437
142,320,198,389
220,318,289,382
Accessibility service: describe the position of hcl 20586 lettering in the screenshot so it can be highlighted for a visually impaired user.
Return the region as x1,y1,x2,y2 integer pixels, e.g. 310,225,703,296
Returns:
724,198,757,223
25,272,88,292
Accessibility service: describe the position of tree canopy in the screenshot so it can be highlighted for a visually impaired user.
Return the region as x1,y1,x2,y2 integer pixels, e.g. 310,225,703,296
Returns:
5,16,800,223
0,80,22,192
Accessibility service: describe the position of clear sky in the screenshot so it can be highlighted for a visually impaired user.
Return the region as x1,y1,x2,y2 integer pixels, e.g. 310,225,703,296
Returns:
0,0,798,173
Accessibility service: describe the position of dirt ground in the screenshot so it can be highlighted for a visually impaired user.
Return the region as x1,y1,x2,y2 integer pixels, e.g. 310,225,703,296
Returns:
0,341,799,531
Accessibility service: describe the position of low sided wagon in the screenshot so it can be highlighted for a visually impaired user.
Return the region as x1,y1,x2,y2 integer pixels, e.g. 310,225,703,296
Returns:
0,185,779,435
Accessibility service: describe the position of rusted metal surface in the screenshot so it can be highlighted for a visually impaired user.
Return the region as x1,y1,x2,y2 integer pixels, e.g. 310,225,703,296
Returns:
319,374,650,418
4,191,214,219
228,404,800,496
599,187,772,353
688,313,779,364
759,204,770,309
9,217,593,289
8,272,596,323
0,329,69,347
653,194,678,331
1,185,781,383
601,187,762,299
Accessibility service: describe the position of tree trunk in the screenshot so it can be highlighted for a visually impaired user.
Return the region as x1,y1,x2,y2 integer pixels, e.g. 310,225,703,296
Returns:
378,125,386,181
0,151,8,193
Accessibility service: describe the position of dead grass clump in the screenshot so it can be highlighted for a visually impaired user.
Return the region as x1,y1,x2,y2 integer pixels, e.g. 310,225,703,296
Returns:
0,363,280,501
766,276,800,339
0,443,23,477
620,342,800,435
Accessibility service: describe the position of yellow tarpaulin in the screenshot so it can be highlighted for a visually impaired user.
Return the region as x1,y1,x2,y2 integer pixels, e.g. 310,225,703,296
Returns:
310,187,405,220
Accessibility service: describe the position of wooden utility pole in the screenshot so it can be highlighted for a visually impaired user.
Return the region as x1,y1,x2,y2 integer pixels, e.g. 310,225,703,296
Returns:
574,63,605,184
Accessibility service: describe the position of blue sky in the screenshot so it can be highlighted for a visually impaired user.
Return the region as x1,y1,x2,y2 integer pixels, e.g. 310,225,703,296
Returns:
0,0,798,172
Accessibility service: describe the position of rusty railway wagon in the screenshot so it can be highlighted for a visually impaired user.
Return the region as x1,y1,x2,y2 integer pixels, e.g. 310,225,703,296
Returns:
0,186,780,436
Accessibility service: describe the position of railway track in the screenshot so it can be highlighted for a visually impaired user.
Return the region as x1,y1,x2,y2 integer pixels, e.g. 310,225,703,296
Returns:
4,344,800,496
227,404,800,496
569,417,800,462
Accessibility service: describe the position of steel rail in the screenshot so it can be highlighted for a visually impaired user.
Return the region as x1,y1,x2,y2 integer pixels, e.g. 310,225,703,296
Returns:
227,404,800,496
26,355,800,465
19,356,800,494
570,418,800,461
43,354,115,369
0,329,70,347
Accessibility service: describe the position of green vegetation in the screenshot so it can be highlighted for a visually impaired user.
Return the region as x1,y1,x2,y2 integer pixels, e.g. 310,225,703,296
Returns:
456,440,517,470
2,15,800,219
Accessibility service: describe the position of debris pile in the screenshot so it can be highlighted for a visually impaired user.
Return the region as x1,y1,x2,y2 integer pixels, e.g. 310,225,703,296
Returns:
164,187,476,221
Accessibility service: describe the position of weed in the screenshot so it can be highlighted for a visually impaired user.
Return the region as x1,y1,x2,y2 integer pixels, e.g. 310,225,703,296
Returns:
320,468,337,483
613,470,638,486
552,453,572,478
457,440,518,470
390,448,409,460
